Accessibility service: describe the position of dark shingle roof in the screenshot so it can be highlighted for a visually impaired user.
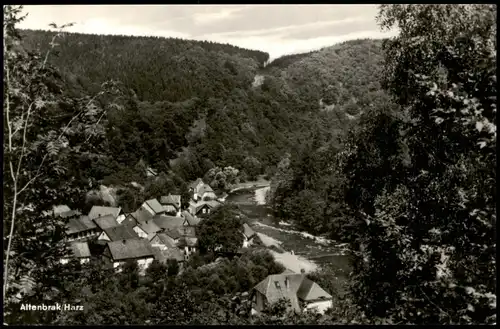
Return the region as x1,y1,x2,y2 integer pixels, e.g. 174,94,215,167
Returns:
182,210,201,226
137,220,162,234
102,225,140,241
160,194,181,207
94,215,119,230
88,206,121,221
153,215,184,231
144,199,164,215
243,223,256,239
152,246,184,263
189,178,204,190
164,229,182,240
107,239,155,261
252,271,332,312
66,215,97,235
70,242,91,258
296,278,332,301
130,208,154,223
199,184,214,194
152,233,177,248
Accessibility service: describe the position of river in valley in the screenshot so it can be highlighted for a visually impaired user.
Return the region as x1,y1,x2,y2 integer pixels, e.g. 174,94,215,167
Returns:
226,185,351,292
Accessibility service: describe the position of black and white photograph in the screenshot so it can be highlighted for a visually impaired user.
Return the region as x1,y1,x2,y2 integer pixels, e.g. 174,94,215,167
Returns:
3,4,496,325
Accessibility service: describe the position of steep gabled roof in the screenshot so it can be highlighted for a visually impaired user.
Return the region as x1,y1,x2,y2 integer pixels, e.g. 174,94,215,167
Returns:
152,233,177,248
102,225,140,241
130,208,154,223
69,241,91,258
252,270,331,312
189,178,204,190
243,223,256,239
144,199,164,214
152,245,184,263
93,215,119,230
182,210,201,226
296,279,332,301
106,239,155,261
66,215,97,235
137,220,162,234
88,206,121,221
199,184,214,194
153,215,184,231
160,194,181,207
164,229,182,240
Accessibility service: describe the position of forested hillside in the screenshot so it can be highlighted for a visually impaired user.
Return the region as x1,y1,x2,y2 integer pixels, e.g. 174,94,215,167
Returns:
4,4,496,326
19,29,387,184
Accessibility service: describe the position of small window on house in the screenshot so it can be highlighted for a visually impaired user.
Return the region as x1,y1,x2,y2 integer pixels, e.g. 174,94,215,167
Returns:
207,209,210,213
274,281,281,289
202,208,206,214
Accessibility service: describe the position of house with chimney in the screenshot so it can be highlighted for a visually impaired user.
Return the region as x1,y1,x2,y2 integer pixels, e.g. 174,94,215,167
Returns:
250,269,333,315
133,219,162,239
97,225,140,242
160,194,182,217
102,239,156,275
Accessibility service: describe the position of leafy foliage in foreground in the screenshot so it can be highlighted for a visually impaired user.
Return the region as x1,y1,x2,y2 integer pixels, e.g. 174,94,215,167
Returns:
333,4,495,325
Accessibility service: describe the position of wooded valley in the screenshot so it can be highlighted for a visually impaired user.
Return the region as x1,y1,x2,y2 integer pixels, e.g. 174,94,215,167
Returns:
3,4,496,325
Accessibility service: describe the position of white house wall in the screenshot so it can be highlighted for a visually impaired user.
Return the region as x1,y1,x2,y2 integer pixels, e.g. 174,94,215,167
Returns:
304,300,332,314
133,226,148,239
98,232,111,241
137,257,154,275
116,214,126,224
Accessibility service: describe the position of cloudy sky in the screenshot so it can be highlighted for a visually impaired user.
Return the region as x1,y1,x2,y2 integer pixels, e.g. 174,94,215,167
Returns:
18,5,398,60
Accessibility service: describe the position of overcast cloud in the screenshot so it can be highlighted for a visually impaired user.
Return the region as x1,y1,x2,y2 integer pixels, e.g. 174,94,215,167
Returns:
18,5,398,60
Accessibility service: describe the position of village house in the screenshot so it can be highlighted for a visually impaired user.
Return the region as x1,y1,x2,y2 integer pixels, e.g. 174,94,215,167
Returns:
163,228,182,244
250,270,333,315
127,207,154,224
60,241,91,265
140,198,166,216
88,206,124,222
102,239,156,275
189,178,217,201
242,223,257,248
97,225,140,242
93,214,120,231
66,215,101,242
152,214,185,232
149,233,185,265
182,210,201,227
160,194,182,217
133,219,162,239
188,200,222,217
